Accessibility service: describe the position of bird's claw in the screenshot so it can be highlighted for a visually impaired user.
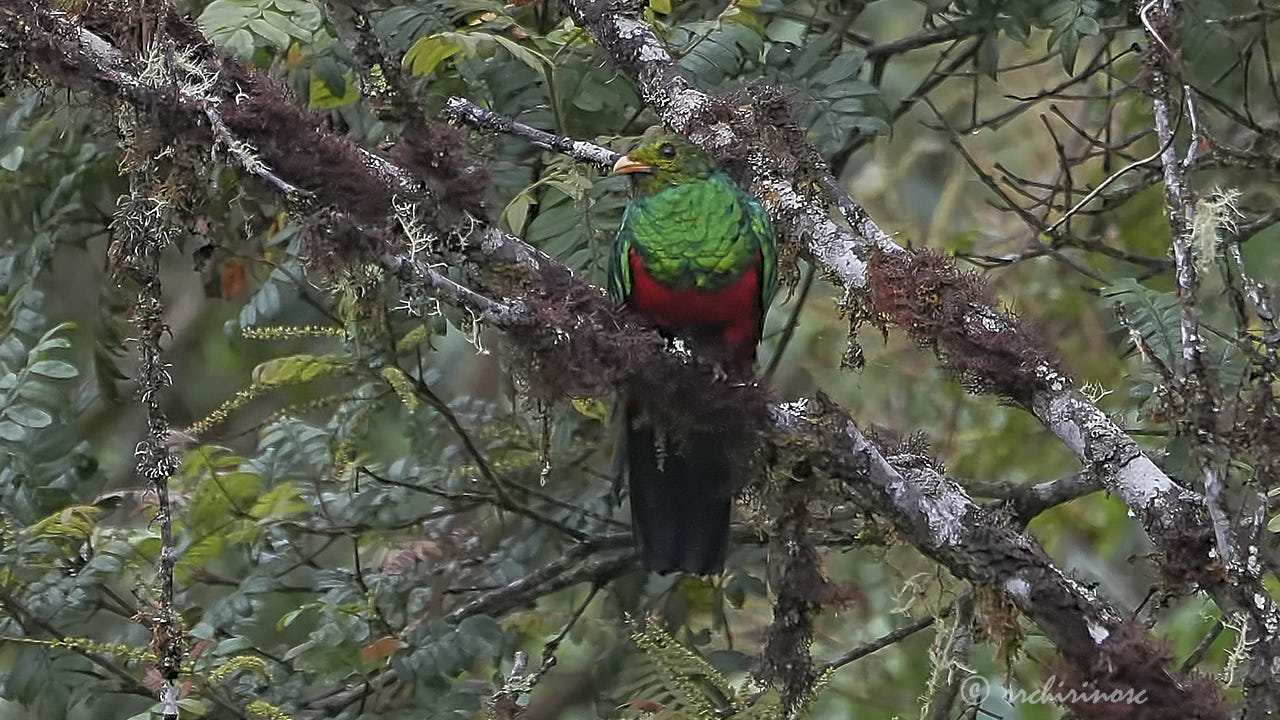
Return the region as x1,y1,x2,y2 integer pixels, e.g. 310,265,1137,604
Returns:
711,363,729,383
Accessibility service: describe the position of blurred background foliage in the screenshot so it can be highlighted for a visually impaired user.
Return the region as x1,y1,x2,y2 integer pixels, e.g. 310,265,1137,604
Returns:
0,0,1278,718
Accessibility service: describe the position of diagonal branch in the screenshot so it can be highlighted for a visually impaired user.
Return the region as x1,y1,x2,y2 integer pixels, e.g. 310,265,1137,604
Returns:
778,397,1223,717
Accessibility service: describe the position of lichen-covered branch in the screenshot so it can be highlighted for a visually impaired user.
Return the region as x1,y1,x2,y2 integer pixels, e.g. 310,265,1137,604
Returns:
442,97,621,172
1142,1,1198,369
775,397,1223,717
1140,5,1280,717
1142,0,1236,568
965,470,1102,522
110,67,185,718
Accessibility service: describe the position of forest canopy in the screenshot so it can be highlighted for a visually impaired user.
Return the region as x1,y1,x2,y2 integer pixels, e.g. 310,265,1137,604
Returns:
0,0,1278,719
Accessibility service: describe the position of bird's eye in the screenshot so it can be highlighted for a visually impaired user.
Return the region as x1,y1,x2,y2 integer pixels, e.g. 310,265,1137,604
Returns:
659,143,677,159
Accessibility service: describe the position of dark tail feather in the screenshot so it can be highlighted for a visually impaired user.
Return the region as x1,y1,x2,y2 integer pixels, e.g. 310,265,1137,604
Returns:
624,405,733,575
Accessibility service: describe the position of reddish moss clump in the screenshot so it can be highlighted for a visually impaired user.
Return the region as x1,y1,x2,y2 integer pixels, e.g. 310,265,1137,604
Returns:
753,463,832,715
298,208,397,276
394,121,492,227
218,86,394,223
212,69,490,270
503,270,772,447
867,248,1065,406
1049,621,1228,720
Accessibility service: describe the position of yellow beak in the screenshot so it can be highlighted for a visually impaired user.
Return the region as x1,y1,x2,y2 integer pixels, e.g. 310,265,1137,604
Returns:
612,155,653,174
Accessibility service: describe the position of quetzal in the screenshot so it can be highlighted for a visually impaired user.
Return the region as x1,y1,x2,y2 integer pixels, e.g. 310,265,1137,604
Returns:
608,129,778,575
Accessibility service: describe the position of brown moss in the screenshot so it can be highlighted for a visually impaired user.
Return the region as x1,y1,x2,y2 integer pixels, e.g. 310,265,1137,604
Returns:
751,413,845,714
1048,621,1228,720
868,248,1066,406
976,586,1026,673
753,473,828,714
394,120,493,226
504,271,772,447
299,208,398,275
218,87,397,223
1146,487,1222,592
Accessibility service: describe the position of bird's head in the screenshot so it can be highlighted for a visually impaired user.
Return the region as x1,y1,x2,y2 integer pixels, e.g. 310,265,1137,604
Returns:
612,128,716,194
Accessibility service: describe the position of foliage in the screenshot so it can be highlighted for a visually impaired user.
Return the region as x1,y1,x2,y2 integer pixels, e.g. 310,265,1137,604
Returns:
0,0,1278,719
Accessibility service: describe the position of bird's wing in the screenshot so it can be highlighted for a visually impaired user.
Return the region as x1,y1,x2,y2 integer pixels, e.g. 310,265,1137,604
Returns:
608,203,639,303
745,197,778,316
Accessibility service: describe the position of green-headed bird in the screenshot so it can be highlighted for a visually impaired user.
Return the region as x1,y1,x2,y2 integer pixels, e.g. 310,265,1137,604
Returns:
609,129,778,575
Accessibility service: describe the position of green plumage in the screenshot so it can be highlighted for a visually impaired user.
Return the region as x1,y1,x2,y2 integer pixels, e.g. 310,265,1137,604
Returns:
607,130,777,310
609,171,777,298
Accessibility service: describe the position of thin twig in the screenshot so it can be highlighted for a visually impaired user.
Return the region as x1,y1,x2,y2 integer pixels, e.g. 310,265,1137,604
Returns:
763,263,815,382
443,97,621,172
823,610,942,672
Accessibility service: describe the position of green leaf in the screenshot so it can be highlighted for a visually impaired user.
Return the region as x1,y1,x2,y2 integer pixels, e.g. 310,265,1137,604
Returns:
503,192,535,235
313,58,347,97
1059,28,1081,73
811,49,866,86
404,35,461,77
0,145,24,172
457,615,505,645
977,33,1000,77
34,325,73,351
189,471,262,530
309,70,360,110
527,192,583,250
1074,15,1100,35
270,0,320,21
0,421,24,441
248,17,292,49
852,116,891,135
28,360,78,379
250,482,310,520
252,354,348,385
570,396,610,423
492,35,551,76
572,90,605,112
821,79,879,99
764,17,808,46
175,535,228,584
223,28,256,58
198,0,255,36
177,697,211,716
214,637,256,655
279,605,315,629
5,404,52,428
789,34,835,77
707,649,752,673
263,8,314,40
1100,279,1180,367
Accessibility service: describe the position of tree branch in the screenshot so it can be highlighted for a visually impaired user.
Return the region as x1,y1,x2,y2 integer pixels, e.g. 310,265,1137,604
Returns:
775,397,1220,715
965,470,1103,522
442,97,620,172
